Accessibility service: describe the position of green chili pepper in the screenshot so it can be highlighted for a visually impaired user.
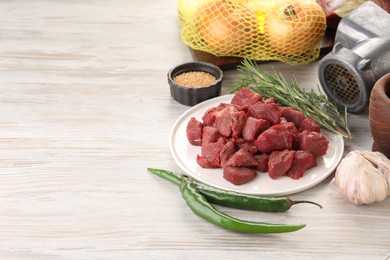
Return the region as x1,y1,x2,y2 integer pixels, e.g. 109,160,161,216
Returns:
147,168,322,212
196,183,322,212
180,177,305,233
147,168,182,186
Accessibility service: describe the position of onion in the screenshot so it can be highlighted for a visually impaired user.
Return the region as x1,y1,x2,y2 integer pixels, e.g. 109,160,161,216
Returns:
264,0,326,56
197,0,258,55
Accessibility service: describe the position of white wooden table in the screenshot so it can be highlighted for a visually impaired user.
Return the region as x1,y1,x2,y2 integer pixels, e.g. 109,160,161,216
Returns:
0,1,389,259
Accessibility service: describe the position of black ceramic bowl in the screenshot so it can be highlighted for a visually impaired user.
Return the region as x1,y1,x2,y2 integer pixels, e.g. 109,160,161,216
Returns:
168,61,223,106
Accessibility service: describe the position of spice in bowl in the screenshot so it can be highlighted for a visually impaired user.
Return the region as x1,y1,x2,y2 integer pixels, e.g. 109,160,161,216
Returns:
168,61,223,106
173,71,217,88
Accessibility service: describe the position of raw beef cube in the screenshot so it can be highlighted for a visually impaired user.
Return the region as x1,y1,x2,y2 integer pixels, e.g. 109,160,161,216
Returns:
281,107,305,129
253,154,270,172
186,117,203,146
223,166,257,185
216,109,234,137
216,109,246,138
202,103,238,126
299,117,321,133
242,117,270,142
286,150,316,180
254,125,293,154
297,131,329,156
201,106,220,127
220,140,237,167
248,102,281,125
196,155,220,168
202,126,221,144
199,137,225,167
225,148,259,167
268,150,296,179
235,138,258,154
231,88,262,106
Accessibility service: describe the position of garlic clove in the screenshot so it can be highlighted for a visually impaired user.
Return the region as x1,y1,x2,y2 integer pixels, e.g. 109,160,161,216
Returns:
335,151,390,205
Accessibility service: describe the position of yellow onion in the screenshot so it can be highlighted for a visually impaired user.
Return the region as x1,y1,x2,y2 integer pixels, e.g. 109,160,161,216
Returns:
196,0,259,55
264,0,326,56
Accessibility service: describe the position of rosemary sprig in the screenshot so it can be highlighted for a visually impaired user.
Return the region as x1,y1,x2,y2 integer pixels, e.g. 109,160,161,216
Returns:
231,59,352,140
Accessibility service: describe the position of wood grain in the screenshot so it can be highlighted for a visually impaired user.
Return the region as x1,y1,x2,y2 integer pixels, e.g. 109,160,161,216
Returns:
0,0,389,259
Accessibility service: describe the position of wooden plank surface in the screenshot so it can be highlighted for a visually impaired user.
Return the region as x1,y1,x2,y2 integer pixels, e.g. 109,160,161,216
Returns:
0,0,389,259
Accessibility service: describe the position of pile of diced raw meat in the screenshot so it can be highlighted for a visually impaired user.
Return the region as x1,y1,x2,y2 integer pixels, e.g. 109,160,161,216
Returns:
186,88,329,185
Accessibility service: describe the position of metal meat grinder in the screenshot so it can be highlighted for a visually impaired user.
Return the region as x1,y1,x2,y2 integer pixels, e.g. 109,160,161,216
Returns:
318,1,390,113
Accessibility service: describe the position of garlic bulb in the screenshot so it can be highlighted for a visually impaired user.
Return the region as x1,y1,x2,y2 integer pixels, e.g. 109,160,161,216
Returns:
335,150,390,205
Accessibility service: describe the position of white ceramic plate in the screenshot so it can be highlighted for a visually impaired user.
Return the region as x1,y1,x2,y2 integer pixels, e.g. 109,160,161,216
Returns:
169,94,344,196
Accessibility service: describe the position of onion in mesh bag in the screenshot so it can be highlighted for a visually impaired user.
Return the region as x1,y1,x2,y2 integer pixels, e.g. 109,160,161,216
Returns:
178,0,326,64
264,0,326,56
195,0,260,55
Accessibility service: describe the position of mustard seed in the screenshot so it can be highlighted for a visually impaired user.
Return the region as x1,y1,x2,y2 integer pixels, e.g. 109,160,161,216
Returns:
173,71,217,88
